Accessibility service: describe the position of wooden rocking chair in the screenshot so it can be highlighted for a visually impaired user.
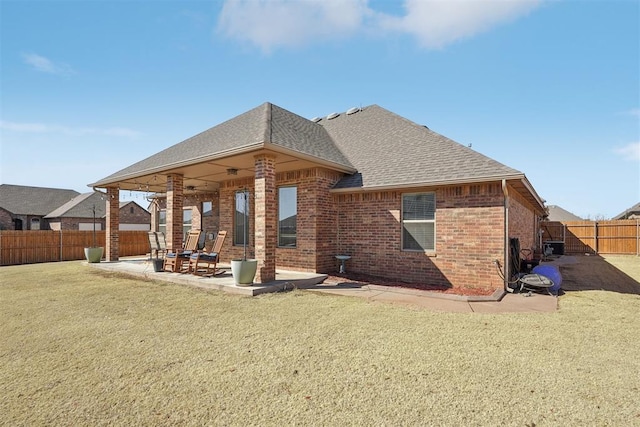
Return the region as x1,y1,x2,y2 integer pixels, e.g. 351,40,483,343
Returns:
163,229,202,273
189,230,227,277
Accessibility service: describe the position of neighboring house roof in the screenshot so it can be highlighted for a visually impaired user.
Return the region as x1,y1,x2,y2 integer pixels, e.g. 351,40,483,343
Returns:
44,192,106,219
546,205,583,222
613,202,640,219
120,200,149,212
0,184,79,216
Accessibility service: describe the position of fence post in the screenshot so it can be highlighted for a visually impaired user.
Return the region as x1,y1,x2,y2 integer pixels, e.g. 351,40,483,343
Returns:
637,219,639,257
594,221,598,254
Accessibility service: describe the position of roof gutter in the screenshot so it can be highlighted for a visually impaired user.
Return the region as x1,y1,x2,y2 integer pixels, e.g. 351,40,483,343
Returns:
329,174,527,193
520,175,546,212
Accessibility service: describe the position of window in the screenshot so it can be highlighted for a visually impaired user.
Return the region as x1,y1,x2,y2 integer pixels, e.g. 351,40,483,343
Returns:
30,218,40,230
158,210,166,234
234,191,249,246
278,186,297,247
202,201,212,217
402,193,435,251
183,208,192,238
130,206,134,214
158,208,193,237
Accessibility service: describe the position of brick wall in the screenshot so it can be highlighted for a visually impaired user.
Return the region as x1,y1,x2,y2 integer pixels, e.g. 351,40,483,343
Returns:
106,187,120,261
217,168,343,271
508,186,538,253
139,169,541,292
219,177,255,262
335,183,506,291
166,174,183,251
119,202,151,226
275,168,343,272
254,154,277,282
0,208,14,230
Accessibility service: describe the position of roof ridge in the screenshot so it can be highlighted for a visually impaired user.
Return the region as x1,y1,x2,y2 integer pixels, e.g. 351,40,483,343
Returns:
265,102,273,143
45,192,95,217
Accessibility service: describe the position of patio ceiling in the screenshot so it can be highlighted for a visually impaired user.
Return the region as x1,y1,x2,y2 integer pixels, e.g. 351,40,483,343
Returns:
94,147,339,195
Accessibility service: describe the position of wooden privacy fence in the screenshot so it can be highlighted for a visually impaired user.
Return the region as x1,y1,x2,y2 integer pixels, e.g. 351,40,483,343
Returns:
542,220,640,255
0,230,151,266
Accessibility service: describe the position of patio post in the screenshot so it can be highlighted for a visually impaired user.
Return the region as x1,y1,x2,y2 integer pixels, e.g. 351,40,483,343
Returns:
254,154,277,283
105,186,119,261
166,174,184,251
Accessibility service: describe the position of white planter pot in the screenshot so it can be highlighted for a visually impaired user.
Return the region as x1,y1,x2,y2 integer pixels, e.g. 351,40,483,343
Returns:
231,259,258,286
84,247,104,263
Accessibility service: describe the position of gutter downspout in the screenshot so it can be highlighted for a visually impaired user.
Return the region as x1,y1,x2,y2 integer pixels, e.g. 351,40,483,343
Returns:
93,187,108,196
502,179,509,292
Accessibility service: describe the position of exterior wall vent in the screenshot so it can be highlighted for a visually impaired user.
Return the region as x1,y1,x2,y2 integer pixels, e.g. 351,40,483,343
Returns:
326,112,339,120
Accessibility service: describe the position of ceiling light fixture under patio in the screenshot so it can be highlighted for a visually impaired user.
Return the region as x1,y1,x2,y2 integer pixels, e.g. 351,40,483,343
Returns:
227,168,238,176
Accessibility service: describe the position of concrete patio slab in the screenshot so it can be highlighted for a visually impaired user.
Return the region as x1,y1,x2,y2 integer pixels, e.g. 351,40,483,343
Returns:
90,258,327,296
89,258,558,313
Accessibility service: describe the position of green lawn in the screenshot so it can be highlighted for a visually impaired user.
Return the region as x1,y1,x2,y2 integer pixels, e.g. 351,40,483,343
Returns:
1,259,639,426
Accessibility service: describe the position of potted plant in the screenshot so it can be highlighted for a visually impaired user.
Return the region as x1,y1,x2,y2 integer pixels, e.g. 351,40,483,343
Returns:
231,189,258,286
84,203,104,263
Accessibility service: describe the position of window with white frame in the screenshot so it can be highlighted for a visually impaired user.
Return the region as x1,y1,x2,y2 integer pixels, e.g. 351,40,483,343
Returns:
158,210,166,234
402,192,435,251
234,190,250,246
158,208,192,237
278,186,297,247
182,208,192,238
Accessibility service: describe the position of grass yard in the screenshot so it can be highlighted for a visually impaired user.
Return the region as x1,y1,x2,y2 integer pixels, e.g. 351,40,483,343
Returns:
1,258,639,426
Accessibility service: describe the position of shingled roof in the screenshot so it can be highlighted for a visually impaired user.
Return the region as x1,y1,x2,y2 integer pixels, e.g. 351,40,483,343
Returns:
318,105,523,189
44,192,106,219
546,205,583,222
0,184,79,216
93,103,354,186
613,202,640,219
91,102,539,207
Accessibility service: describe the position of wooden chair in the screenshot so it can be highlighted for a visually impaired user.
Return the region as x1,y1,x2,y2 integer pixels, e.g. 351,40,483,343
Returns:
163,229,202,272
189,230,227,277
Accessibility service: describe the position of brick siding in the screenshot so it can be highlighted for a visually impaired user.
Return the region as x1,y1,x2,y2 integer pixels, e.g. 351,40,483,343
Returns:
275,168,343,272
508,186,538,253
254,154,277,282
119,202,151,226
335,183,506,291
166,174,184,251
147,168,540,291
0,208,14,230
106,187,120,261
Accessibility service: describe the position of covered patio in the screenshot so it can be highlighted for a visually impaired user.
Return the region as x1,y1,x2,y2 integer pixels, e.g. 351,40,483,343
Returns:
90,103,356,285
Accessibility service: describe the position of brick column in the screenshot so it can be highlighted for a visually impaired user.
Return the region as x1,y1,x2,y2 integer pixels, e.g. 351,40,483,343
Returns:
191,199,203,231
105,187,119,261
254,154,277,283
166,174,184,251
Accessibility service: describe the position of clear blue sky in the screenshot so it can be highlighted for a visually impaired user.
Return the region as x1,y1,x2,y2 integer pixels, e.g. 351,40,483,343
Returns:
1,0,638,219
